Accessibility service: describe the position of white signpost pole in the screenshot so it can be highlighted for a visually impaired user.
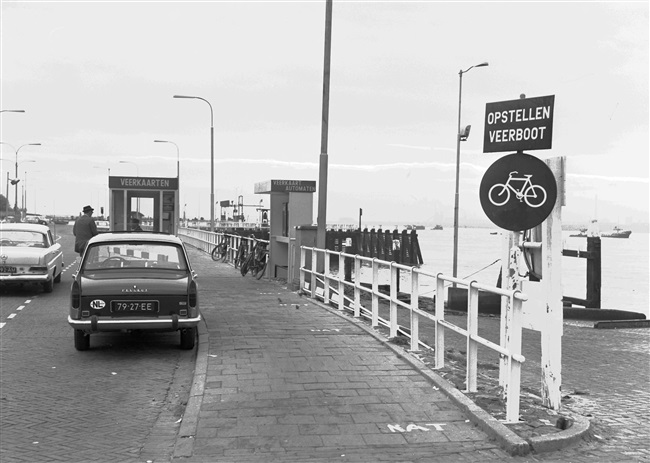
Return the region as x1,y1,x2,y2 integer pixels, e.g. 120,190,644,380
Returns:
539,156,565,409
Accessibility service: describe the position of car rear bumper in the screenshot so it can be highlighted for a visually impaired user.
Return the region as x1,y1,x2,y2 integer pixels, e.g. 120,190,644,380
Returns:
67,314,201,332
0,274,49,283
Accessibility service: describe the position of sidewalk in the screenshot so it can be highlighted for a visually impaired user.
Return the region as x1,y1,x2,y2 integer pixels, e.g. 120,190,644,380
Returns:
171,247,649,462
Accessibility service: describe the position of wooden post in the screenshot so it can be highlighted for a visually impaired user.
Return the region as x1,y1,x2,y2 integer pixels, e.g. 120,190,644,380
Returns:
540,156,565,410
586,236,601,308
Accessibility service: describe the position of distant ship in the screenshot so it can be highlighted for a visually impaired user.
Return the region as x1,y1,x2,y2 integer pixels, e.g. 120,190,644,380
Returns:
601,226,631,238
432,225,443,230
405,225,426,230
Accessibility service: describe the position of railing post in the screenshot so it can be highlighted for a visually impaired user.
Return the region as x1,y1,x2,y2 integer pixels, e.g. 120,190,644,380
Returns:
354,255,361,318
389,262,398,338
505,292,523,423
435,273,445,368
310,247,317,299
372,259,379,327
323,251,331,305
338,250,345,311
466,281,479,392
410,269,419,352
300,246,306,291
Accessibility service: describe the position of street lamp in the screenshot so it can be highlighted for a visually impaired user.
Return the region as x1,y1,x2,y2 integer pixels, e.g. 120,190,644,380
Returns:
0,142,41,221
93,166,111,217
153,140,180,178
119,160,139,176
173,94,214,232
452,62,488,280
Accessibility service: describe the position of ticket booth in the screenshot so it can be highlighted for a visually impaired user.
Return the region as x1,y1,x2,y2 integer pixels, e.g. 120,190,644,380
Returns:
108,176,179,234
254,179,315,281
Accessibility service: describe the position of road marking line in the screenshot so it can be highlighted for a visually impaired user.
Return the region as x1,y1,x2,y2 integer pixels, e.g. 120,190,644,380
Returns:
8,314,17,319
17,306,25,311
0,323,5,328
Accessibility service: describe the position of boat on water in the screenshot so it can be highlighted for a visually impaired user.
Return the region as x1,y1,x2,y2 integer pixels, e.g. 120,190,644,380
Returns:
405,225,426,230
570,228,588,238
602,226,632,238
432,225,443,230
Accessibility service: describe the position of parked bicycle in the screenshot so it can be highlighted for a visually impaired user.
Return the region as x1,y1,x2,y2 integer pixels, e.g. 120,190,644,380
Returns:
211,239,228,262
240,239,268,280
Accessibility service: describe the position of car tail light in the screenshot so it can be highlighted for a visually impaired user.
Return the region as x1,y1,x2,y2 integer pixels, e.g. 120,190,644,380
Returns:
71,281,81,309
188,280,197,308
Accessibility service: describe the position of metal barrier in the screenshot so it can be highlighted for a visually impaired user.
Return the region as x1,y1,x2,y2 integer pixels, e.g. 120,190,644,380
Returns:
299,245,528,423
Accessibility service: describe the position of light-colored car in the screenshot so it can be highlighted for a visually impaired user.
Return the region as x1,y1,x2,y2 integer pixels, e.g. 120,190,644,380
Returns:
68,232,201,351
95,220,110,232
24,215,49,225
0,223,64,293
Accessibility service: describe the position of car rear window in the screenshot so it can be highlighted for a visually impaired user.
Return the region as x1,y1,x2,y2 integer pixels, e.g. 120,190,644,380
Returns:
0,230,48,247
82,242,188,271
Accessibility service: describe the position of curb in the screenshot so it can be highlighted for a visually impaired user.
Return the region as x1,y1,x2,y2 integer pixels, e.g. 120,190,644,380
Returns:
173,314,209,459
311,297,592,457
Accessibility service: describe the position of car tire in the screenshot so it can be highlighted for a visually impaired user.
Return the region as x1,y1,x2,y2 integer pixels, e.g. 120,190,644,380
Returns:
180,327,196,350
54,268,62,283
74,330,90,351
43,277,54,293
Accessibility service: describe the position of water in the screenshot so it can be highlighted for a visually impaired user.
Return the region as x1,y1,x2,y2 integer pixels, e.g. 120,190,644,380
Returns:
414,227,649,317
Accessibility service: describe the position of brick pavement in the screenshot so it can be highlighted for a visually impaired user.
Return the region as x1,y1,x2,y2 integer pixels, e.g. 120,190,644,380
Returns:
173,248,523,462
174,246,649,462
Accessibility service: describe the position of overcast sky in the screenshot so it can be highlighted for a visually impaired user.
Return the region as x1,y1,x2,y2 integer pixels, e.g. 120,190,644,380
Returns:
1,1,648,227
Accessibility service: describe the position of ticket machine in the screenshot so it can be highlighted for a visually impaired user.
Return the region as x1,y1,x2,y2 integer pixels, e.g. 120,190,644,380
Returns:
254,179,315,281
108,176,179,234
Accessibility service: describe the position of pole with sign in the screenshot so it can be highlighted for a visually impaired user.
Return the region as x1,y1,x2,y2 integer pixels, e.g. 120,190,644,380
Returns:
480,94,563,411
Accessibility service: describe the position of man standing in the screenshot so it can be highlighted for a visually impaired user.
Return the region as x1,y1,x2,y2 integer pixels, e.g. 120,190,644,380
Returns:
73,205,98,256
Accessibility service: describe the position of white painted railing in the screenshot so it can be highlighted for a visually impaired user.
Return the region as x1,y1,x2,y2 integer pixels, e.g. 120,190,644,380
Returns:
178,227,268,263
299,245,528,423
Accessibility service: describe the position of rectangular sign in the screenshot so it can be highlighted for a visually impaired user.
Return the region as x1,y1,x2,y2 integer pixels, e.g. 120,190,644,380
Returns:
483,95,555,153
254,179,316,194
108,176,178,190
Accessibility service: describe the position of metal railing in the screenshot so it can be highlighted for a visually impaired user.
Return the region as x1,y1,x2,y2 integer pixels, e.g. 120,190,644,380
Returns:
178,227,269,266
299,245,527,423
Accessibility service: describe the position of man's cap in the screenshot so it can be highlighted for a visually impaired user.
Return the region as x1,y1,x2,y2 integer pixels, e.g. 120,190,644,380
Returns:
83,205,94,213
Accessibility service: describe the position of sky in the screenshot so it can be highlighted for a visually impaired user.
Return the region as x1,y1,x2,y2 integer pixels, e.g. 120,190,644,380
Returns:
1,0,648,228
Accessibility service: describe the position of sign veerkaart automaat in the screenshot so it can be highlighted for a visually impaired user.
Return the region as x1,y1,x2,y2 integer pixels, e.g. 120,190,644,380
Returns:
483,95,555,153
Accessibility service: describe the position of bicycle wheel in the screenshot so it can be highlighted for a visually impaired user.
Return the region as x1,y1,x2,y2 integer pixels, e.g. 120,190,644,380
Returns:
524,185,547,208
488,183,510,206
234,245,246,268
211,243,224,261
255,257,267,280
240,253,254,276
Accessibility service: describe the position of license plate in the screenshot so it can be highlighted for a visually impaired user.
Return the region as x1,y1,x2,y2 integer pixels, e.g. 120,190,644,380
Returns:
0,266,17,274
110,300,159,314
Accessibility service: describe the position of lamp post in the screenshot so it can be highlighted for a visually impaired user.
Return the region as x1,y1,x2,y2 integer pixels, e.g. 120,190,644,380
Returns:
153,140,180,178
316,0,333,259
452,62,488,280
93,166,111,217
173,95,214,232
22,162,37,212
0,142,41,221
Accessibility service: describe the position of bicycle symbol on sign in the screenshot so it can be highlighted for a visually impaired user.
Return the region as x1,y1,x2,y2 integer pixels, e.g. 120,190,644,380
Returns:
488,171,547,208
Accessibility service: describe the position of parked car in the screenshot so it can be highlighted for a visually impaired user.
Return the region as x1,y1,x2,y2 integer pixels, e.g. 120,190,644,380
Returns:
68,232,201,351
0,223,64,293
96,220,110,232
24,215,49,225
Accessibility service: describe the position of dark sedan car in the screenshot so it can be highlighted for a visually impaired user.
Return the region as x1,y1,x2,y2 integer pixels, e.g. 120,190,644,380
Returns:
68,232,201,351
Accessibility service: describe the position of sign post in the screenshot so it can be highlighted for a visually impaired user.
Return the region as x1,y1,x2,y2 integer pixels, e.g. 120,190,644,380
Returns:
480,94,563,411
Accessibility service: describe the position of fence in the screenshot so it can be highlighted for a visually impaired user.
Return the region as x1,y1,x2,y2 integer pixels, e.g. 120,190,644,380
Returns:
299,245,528,423
178,227,269,266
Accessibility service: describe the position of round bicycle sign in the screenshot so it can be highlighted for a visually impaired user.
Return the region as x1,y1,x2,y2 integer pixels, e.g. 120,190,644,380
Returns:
479,152,557,231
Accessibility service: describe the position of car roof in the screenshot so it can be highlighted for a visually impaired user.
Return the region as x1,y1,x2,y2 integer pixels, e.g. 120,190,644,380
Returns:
0,223,50,233
87,232,183,245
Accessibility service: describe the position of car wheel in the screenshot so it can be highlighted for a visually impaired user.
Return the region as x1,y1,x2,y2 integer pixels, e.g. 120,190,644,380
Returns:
180,327,196,350
43,277,54,293
54,268,62,283
74,330,90,351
